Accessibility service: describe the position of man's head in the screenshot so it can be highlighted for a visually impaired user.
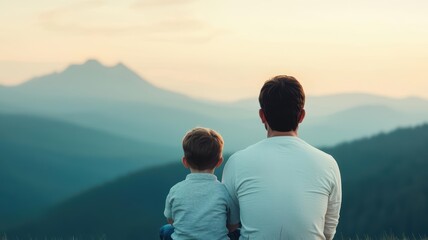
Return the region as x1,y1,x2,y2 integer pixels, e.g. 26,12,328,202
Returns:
182,127,224,171
258,75,305,132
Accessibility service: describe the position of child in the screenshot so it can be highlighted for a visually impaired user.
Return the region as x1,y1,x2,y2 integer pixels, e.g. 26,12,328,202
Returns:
160,127,240,240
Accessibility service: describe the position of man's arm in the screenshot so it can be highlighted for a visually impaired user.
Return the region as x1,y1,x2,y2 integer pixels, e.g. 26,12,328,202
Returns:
222,155,241,231
167,218,174,224
225,188,240,233
324,161,342,240
222,155,239,205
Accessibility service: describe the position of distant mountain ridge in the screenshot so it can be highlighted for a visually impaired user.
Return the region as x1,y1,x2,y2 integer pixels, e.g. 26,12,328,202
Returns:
0,60,264,150
4,59,250,114
234,92,428,116
1,59,427,149
6,124,427,239
2,59,187,104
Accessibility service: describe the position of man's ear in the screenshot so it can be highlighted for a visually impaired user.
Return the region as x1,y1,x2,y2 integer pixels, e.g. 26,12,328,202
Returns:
182,157,189,168
215,157,223,168
259,109,267,124
298,109,306,123
259,109,269,131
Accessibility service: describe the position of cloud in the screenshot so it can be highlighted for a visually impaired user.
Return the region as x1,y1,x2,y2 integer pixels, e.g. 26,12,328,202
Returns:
38,0,224,43
143,19,228,43
39,0,107,31
39,0,106,20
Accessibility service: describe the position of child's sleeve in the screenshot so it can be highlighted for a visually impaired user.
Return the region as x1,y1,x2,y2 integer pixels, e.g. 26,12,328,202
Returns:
164,189,173,220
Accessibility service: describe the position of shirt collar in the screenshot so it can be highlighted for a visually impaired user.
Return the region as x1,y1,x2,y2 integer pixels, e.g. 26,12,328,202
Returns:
264,135,303,143
186,173,218,181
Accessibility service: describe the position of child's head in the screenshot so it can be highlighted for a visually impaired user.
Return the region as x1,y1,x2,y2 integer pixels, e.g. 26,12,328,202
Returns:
182,127,224,171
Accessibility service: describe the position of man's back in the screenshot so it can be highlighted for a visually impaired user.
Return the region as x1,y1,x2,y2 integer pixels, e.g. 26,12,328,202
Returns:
222,136,341,240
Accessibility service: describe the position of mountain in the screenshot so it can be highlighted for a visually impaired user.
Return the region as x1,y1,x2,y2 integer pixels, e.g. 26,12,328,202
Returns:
0,113,179,230
1,59,178,103
0,59,247,117
0,60,263,151
19,60,154,99
1,59,428,149
7,124,428,239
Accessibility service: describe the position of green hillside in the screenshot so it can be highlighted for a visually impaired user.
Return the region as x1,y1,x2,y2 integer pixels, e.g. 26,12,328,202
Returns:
5,162,192,240
326,124,428,236
5,124,428,239
0,114,179,230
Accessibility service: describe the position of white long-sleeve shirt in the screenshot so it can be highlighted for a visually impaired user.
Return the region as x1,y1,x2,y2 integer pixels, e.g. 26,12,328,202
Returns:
222,136,342,240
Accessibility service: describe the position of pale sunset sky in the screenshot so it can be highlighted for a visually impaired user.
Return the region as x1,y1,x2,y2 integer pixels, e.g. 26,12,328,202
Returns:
1,0,427,101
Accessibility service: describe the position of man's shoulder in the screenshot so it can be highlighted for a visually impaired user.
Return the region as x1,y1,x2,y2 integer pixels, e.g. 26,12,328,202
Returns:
297,138,336,161
308,143,334,158
228,138,337,166
229,139,267,159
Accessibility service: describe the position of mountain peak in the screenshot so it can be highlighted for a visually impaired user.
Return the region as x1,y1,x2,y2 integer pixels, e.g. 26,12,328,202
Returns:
12,59,167,101
113,61,130,71
7,59,195,103
83,59,103,66
62,59,106,73
70,59,127,71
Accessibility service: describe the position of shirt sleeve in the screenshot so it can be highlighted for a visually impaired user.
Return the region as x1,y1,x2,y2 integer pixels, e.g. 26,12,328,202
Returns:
324,160,342,240
225,188,240,225
222,155,240,224
164,189,173,219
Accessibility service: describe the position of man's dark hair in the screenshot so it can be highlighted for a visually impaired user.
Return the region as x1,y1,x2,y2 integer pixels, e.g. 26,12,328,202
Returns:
182,127,224,170
258,75,305,132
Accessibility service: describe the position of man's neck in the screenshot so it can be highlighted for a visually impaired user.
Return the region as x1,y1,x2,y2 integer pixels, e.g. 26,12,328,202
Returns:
267,129,298,138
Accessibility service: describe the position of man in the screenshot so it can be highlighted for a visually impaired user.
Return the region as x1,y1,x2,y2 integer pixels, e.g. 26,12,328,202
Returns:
222,75,342,240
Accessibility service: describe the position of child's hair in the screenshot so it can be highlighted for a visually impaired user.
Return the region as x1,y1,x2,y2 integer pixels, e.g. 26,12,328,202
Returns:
182,127,224,170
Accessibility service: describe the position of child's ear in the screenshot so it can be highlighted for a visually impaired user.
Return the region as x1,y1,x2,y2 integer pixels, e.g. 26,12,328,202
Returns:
182,157,189,168
216,157,223,167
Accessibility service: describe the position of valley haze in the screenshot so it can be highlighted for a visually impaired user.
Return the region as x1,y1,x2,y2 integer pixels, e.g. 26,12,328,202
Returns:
1,59,427,150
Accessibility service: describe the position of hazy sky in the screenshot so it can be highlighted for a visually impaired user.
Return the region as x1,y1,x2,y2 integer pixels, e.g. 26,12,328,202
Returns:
1,0,428,101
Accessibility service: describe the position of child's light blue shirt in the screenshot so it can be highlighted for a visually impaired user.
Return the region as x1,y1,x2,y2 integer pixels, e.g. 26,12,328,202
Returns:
164,173,240,240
